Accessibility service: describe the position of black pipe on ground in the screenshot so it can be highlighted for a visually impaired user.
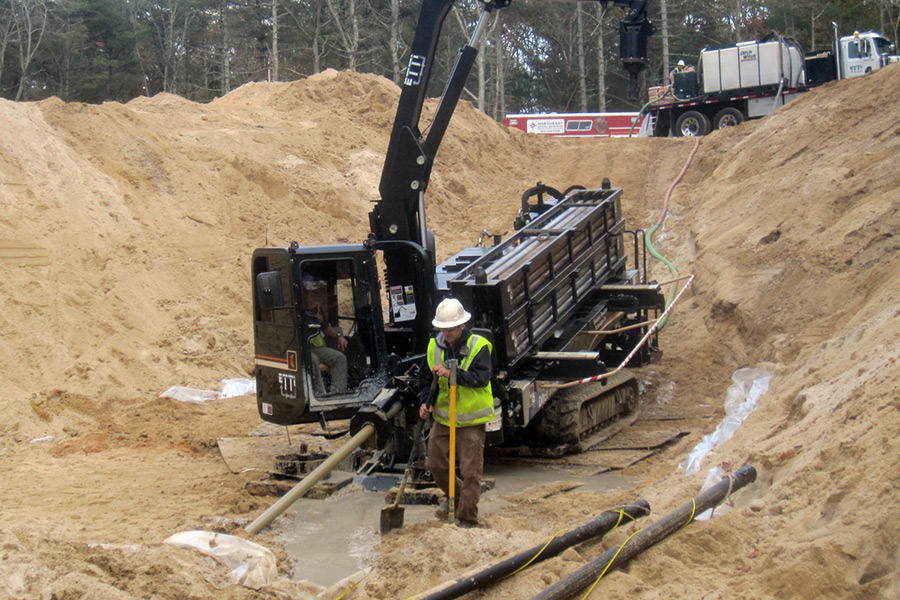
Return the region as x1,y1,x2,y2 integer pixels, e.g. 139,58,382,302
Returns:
530,465,758,600
417,499,651,600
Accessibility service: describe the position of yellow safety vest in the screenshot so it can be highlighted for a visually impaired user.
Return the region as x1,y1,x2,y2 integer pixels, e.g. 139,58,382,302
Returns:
427,334,493,427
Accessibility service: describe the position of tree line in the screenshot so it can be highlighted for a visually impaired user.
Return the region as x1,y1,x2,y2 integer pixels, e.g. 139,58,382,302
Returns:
1,0,897,116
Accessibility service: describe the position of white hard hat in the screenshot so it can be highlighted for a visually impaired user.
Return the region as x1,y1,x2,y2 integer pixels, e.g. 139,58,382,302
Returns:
432,298,471,329
677,59,685,67
303,274,326,291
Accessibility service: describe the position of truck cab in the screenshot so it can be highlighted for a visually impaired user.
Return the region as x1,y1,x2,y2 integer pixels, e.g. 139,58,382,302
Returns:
839,32,899,78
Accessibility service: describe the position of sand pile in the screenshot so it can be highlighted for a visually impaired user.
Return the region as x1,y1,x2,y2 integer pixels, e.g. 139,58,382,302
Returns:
1,62,898,599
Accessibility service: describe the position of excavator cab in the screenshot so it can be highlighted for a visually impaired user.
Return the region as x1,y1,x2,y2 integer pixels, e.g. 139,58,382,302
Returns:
252,245,389,424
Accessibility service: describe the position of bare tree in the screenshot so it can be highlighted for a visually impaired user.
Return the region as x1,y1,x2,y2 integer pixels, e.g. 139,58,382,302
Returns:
0,1,15,90
220,0,230,93
390,0,400,84
149,0,195,94
327,0,360,70
872,0,900,44
271,0,279,81
312,0,324,73
11,0,49,101
809,5,825,51
575,2,587,111
281,0,325,75
594,2,607,111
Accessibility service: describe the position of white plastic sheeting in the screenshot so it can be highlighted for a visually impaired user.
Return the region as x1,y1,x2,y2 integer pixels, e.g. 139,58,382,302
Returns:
164,530,277,589
681,367,771,476
160,378,256,404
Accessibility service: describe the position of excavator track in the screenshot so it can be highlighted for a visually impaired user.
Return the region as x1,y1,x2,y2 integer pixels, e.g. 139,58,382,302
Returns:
531,371,640,447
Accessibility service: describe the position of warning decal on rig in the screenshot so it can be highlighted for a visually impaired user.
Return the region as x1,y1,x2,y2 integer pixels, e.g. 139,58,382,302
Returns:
390,285,417,322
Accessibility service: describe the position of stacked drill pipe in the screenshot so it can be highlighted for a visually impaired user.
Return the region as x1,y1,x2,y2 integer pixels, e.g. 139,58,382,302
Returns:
530,465,757,600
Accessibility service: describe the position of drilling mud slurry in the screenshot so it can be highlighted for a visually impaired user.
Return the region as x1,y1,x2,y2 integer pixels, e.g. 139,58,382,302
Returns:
279,464,637,587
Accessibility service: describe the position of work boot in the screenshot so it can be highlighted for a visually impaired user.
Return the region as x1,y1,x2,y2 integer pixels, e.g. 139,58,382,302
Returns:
457,519,480,529
434,499,449,519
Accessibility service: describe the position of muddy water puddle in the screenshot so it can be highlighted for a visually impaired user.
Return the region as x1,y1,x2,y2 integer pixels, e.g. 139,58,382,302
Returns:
278,464,638,587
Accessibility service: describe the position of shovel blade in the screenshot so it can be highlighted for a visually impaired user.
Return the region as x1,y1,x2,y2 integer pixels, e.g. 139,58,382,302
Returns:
380,505,405,535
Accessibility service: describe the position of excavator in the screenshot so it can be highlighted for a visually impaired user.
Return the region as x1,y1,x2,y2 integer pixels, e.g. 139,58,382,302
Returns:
250,0,661,473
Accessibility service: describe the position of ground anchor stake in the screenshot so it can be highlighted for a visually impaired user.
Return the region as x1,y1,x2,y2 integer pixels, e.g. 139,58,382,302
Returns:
529,465,757,600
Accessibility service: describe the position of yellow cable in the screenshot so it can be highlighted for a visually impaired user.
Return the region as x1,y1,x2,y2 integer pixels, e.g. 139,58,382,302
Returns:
579,528,642,600
682,498,697,529
580,500,699,598
332,570,370,600
506,507,638,579
505,529,566,577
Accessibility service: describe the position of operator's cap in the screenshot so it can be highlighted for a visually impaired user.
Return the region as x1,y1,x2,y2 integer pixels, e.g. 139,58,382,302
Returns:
303,274,326,291
432,298,471,329
677,59,685,67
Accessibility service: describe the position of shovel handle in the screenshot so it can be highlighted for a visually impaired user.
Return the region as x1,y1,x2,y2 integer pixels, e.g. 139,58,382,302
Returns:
389,419,425,510
448,360,458,522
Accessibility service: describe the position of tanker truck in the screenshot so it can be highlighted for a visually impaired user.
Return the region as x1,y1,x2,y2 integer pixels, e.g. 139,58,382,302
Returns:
646,27,899,137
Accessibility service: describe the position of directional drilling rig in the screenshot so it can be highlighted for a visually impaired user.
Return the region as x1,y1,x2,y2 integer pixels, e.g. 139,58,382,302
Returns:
250,0,662,470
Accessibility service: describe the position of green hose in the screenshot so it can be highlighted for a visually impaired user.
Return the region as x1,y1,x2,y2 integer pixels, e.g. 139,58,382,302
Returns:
644,222,680,331
644,136,701,330
628,98,655,137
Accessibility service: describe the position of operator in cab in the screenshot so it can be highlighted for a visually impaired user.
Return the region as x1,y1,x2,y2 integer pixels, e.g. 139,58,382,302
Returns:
417,298,493,529
303,274,348,394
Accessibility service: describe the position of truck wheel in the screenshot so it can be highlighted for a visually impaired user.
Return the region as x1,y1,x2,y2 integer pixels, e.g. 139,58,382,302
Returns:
714,107,744,130
674,111,710,137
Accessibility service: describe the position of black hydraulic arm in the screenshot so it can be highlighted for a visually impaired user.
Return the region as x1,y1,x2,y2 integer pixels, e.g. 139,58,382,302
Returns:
371,0,652,247
372,0,511,247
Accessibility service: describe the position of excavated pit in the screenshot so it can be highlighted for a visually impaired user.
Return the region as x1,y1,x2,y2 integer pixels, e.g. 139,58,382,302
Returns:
1,64,900,599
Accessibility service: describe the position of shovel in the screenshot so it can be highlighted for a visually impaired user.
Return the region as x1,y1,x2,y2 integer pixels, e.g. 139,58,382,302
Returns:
447,359,458,523
380,416,426,534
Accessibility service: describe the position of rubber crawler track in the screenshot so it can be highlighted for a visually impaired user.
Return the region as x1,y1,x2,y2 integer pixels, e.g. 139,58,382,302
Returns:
532,371,639,445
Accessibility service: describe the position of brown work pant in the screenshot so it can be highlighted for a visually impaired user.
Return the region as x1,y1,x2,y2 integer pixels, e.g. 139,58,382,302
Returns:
426,422,485,523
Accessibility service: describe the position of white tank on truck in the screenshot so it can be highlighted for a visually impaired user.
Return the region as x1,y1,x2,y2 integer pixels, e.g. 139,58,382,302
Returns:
644,27,899,137
701,38,805,94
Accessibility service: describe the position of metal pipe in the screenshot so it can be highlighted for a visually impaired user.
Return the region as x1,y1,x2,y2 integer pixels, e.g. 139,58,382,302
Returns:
245,400,403,535
245,424,378,535
529,465,758,600
532,351,601,361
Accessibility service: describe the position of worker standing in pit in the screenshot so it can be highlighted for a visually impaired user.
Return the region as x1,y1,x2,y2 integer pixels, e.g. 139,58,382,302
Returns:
418,298,493,529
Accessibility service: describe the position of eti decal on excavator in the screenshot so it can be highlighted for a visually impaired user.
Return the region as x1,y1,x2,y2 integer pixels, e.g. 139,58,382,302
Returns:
250,0,665,473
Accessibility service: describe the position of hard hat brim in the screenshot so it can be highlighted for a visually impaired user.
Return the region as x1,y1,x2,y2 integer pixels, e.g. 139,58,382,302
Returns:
432,310,471,329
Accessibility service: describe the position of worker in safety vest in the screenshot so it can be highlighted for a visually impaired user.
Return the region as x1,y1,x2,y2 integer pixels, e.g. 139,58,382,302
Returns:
669,59,685,83
418,298,493,528
303,274,348,393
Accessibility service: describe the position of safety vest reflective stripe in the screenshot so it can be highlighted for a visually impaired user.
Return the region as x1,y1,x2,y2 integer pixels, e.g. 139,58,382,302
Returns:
427,334,493,427
433,404,494,423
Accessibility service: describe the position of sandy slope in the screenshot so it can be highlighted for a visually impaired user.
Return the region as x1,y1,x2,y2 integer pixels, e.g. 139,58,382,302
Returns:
1,64,898,599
